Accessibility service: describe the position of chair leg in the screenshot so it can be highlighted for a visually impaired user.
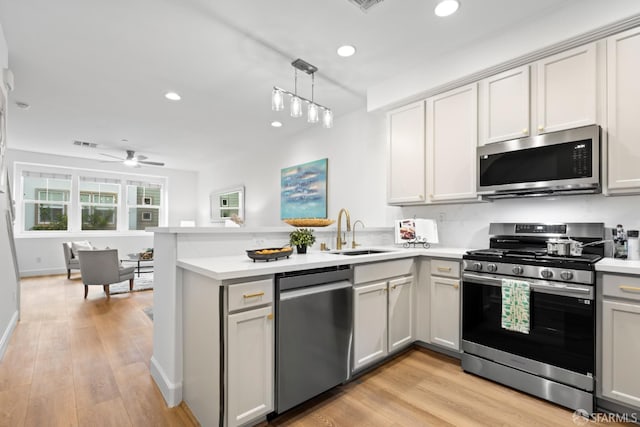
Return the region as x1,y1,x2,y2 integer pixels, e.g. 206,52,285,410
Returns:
68,269,71,279
104,285,110,298
84,285,88,299
129,278,134,291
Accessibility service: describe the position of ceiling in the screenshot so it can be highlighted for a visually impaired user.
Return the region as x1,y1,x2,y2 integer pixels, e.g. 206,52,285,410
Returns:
0,0,583,171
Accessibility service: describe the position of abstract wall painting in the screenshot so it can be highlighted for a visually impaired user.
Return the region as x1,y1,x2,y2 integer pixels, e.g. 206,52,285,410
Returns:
281,158,328,219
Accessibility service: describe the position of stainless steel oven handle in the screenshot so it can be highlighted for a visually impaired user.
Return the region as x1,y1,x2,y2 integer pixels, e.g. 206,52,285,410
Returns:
462,273,591,295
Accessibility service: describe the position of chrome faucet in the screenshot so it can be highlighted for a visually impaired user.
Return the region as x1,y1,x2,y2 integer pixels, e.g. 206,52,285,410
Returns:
352,220,365,249
336,208,351,250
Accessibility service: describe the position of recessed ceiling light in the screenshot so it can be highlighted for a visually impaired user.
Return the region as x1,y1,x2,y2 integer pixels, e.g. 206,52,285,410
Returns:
337,45,356,57
15,101,31,110
271,121,283,128
164,92,181,101
434,0,459,17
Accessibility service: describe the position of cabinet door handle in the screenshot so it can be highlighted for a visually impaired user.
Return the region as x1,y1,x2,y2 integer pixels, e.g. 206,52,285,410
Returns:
437,267,452,272
243,291,265,299
522,128,528,134
619,285,640,293
267,313,274,320
538,125,544,132
391,284,397,290
453,283,459,290
418,194,424,200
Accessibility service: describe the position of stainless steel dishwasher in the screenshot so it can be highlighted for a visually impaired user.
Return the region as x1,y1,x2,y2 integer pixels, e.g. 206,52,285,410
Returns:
274,265,353,414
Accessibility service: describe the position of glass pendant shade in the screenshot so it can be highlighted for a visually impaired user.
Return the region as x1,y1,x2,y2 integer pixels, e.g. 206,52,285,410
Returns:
271,88,284,111
307,103,319,123
322,109,333,128
290,96,302,118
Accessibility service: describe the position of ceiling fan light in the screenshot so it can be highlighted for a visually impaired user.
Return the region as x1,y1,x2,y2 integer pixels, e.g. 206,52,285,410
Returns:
307,103,319,123
322,109,333,128
123,158,138,167
435,0,459,17
290,96,302,118
271,88,284,111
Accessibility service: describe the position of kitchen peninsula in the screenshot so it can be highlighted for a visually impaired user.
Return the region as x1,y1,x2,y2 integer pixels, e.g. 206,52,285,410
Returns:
149,225,466,426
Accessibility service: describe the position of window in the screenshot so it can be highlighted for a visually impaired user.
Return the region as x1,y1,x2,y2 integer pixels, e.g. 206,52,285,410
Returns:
16,163,167,233
79,177,120,231
22,171,71,231
126,180,162,230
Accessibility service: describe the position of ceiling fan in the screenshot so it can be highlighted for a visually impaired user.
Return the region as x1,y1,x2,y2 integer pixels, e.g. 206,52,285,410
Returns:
100,150,165,167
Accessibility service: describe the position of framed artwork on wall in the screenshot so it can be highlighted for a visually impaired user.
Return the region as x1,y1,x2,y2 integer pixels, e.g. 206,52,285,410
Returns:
280,158,328,219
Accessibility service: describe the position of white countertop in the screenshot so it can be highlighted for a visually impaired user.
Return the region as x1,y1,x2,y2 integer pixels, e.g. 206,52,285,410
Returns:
177,246,467,281
596,257,640,275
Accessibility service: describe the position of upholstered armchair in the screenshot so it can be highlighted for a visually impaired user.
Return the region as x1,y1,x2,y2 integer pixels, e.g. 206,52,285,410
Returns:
62,242,80,279
77,249,135,298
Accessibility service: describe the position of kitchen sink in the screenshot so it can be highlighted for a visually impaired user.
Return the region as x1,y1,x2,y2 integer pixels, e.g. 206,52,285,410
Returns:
334,249,391,256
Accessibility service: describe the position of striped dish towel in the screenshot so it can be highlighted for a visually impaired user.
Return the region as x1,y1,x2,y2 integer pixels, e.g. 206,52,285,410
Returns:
501,279,530,334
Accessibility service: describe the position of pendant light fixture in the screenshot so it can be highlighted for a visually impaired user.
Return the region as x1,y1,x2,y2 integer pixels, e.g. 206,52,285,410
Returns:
272,58,333,128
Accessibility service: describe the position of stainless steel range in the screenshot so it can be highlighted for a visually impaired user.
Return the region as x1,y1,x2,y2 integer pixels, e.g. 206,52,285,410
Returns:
461,222,606,413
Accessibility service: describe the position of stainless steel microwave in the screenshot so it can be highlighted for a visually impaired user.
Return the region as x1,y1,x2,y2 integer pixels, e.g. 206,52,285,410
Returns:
477,125,601,198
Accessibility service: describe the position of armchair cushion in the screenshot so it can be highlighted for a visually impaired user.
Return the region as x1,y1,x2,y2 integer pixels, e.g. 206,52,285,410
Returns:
71,240,94,258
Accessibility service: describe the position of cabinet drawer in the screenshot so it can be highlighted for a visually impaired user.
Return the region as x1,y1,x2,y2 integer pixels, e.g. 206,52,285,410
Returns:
602,273,640,302
430,259,460,278
228,279,273,312
354,258,413,284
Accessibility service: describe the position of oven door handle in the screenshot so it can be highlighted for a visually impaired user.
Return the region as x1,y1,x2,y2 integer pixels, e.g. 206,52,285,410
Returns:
462,273,593,297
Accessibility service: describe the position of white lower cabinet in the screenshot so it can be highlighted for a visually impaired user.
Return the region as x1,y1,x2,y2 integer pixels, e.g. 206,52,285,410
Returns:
353,275,414,371
600,273,640,410
227,306,274,427
225,279,274,427
353,281,388,369
429,260,461,351
388,276,414,352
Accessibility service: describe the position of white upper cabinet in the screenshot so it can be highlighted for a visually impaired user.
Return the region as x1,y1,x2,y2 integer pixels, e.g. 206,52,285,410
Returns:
607,27,640,193
387,101,426,204
535,43,597,134
479,65,530,145
426,83,478,202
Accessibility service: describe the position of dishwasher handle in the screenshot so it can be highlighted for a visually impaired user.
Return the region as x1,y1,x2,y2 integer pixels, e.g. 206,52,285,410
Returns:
280,281,352,301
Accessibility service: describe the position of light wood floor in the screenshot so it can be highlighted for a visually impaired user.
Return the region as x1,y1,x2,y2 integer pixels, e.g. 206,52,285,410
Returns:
1,275,631,426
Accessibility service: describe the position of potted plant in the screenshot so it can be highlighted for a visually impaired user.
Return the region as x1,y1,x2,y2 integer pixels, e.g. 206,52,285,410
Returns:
289,228,316,254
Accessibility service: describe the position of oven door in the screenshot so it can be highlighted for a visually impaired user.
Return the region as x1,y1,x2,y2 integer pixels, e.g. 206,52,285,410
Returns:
462,272,594,390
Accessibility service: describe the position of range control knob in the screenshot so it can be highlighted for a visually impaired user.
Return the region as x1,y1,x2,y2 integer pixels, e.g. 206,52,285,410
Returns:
560,271,574,281
512,265,524,275
473,262,483,271
487,263,498,273
540,269,554,279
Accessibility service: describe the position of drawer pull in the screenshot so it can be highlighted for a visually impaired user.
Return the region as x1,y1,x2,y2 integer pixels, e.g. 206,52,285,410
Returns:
267,313,274,320
243,292,265,299
619,285,640,293
437,267,452,272
453,283,459,290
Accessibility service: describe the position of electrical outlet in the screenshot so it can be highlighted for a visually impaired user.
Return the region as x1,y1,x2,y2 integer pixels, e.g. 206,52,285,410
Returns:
438,212,446,222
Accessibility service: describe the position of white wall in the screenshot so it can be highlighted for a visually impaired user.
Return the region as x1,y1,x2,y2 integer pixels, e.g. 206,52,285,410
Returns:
196,108,402,228
6,148,198,276
368,0,640,111
0,22,19,361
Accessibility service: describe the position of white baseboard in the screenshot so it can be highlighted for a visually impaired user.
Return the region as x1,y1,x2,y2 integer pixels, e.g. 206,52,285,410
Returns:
19,267,68,277
150,356,183,407
0,310,19,361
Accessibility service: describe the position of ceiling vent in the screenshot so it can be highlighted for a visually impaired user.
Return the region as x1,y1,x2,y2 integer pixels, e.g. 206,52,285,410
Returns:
347,0,384,12
73,140,98,148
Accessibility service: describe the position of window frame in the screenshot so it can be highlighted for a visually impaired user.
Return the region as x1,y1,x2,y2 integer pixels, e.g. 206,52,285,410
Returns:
14,162,168,235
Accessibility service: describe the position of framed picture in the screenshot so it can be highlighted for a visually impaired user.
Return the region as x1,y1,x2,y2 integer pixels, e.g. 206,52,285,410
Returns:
141,212,152,221
281,158,328,219
143,196,153,205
